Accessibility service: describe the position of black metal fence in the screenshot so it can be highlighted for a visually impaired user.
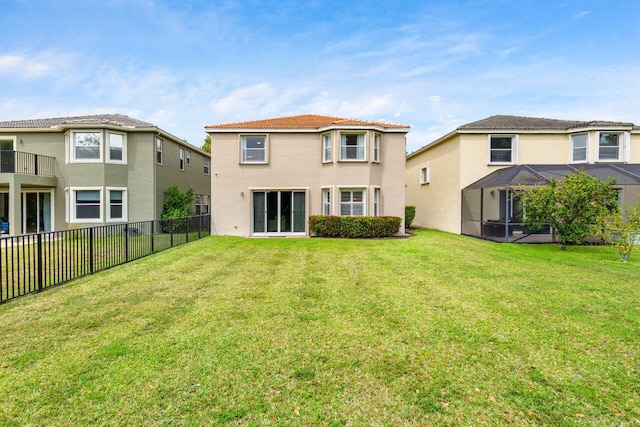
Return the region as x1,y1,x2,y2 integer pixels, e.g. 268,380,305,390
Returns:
0,150,56,176
0,214,210,303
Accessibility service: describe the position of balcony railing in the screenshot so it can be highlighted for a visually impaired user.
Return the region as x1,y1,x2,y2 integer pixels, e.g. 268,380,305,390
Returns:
0,150,56,177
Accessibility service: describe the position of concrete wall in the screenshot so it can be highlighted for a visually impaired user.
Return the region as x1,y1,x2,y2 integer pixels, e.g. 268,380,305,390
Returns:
209,129,406,236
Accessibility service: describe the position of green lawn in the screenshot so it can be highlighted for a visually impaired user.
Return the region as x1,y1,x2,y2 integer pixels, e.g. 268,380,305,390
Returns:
0,229,638,426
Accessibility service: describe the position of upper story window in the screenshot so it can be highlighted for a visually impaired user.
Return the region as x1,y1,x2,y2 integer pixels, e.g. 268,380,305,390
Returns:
74,131,102,162
204,159,210,175
156,137,163,165
186,150,191,166
597,132,623,161
340,133,365,161
373,134,381,162
107,132,126,163
0,136,16,151
570,134,588,163
241,135,267,163
322,133,332,163
179,147,185,170
488,135,517,164
420,166,430,184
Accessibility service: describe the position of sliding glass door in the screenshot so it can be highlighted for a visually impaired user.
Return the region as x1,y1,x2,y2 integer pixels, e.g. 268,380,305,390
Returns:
253,190,306,234
22,191,52,234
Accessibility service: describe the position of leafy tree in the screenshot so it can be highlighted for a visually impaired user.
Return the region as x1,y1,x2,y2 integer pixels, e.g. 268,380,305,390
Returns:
201,134,211,153
600,202,640,262
161,186,195,219
519,169,619,250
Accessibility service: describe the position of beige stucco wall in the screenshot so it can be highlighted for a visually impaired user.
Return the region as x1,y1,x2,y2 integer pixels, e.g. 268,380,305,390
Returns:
209,129,406,236
631,132,640,163
407,129,640,235
406,135,462,233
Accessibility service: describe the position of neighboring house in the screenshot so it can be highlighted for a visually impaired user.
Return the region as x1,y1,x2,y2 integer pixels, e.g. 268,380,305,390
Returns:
205,114,410,237
0,114,210,236
406,115,640,242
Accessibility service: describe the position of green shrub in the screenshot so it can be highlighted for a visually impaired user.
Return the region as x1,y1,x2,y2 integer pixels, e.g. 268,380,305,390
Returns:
309,215,402,238
405,206,416,228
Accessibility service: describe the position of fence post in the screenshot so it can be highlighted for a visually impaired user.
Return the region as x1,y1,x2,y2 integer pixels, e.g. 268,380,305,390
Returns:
186,216,189,243
198,214,202,239
170,218,174,247
124,224,129,262
89,227,94,274
150,220,155,253
36,233,43,291
34,154,39,176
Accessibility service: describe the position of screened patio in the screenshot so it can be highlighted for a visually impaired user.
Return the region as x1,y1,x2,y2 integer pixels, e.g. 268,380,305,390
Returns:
461,164,640,243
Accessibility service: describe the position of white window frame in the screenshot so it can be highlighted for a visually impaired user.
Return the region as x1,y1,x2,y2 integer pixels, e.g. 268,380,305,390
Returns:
240,135,268,164
19,189,55,234
339,188,366,216
179,147,185,171
322,133,332,163
569,133,588,164
203,159,210,175
373,133,381,163
0,136,17,151
156,137,163,165
71,130,103,163
186,150,191,166
107,131,127,164
372,187,381,216
106,187,127,222
488,134,518,165
420,166,430,184
596,131,628,162
195,194,203,215
322,187,332,215
70,187,103,223
340,132,366,161
203,195,210,213
64,188,69,222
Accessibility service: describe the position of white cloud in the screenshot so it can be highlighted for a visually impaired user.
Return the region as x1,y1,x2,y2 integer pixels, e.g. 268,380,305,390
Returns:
428,95,441,105
0,54,54,79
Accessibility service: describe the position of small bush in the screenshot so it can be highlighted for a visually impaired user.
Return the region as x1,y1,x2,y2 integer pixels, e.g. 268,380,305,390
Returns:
405,206,416,228
309,215,402,238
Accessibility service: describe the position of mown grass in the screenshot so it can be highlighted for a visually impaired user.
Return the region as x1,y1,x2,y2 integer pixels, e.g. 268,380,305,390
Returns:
0,229,638,426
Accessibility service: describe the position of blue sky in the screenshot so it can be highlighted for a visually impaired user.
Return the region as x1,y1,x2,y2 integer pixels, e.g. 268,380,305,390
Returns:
1,0,639,152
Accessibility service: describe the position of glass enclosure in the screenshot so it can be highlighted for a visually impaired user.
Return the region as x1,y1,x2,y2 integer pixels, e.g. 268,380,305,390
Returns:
462,164,640,243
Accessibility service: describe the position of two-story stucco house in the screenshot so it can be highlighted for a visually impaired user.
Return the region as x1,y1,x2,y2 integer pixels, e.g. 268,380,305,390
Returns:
205,114,410,237
406,115,640,242
0,114,211,236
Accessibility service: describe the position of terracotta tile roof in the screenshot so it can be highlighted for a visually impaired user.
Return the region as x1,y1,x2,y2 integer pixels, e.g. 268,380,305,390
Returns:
205,114,410,130
0,114,156,129
458,115,635,131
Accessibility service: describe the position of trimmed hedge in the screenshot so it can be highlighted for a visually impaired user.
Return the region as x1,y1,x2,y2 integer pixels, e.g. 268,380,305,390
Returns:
309,215,402,238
